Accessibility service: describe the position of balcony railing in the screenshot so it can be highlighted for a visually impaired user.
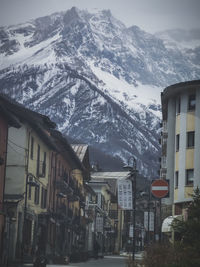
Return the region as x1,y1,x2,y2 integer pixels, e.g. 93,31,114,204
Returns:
60,172,69,183
57,203,67,216
55,180,73,194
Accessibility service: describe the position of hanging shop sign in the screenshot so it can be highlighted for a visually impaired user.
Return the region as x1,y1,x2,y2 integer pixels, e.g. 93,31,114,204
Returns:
117,179,133,210
144,211,154,231
129,225,134,238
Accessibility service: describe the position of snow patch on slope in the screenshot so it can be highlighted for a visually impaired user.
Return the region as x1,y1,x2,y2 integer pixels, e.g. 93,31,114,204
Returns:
0,33,60,70
89,60,161,109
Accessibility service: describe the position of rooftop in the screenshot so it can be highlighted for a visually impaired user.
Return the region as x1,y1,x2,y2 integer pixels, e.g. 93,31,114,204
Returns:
162,80,200,101
71,144,88,162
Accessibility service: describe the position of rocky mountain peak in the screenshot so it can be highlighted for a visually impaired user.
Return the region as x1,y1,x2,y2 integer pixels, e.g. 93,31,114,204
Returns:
63,6,82,26
0,8,199,177
101,9,112,17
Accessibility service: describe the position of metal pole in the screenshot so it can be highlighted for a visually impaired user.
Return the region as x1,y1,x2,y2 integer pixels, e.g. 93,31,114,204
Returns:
147,193,150,244
21,173,29,263
119,209,122,252
132,158,136,261
6,217,11,267
159,198,162,242
154,200,157,242
21,131,31,263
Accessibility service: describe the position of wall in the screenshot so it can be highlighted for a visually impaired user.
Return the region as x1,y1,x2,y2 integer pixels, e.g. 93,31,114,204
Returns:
0,114,8,263
5,125,26,195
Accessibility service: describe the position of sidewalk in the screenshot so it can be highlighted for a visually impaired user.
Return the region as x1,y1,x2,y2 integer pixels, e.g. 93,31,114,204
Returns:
120,251,144,259
9,264,33,267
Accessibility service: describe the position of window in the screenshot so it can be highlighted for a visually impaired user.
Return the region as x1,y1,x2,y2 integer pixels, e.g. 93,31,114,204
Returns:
42,152,46,177
175,171,179,188
176,97,181,114
36,147,46,178
188,94,196,111
176,134,180,151
36,145,40,176
28,184,32,200
186,169,194,186
34,185,40,204
30,137,34,159
62,165,64,176
58,160,61,176
41,187,47,209
187,131,195,148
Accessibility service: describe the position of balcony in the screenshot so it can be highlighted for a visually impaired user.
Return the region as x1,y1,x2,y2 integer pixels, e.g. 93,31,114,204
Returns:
162,121,167,133
56,180,73,194
160,168,167,179
68,194,79,202
161,156,167,169
57,203,67,217
69,177,76,190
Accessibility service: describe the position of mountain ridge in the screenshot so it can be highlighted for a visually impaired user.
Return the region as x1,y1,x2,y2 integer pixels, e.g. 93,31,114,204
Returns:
0,7,200,177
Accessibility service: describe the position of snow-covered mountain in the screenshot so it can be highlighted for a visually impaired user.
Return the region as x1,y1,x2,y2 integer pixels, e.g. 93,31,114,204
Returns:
0,7,200,177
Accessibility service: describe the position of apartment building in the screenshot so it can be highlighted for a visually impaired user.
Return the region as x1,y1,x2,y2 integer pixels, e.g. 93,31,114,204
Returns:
2,96,56,263
161,80,200,223
0,97,20,266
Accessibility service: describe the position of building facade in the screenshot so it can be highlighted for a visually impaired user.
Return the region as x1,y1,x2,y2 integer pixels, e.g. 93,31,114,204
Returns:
4,116,56,263
90,172,131,254
161,80,200,221
47,132,87,263
0,97,20,266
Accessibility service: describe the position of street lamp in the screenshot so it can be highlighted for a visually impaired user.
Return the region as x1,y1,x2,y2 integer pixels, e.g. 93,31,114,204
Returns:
140,189,155,245
124,156,137,261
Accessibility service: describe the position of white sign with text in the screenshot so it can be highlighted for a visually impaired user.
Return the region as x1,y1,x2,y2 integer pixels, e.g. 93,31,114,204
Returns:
144,211,154,231
118,180,133,210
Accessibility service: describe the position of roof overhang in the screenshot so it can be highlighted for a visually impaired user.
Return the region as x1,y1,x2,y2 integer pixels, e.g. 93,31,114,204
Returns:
161,80,200,120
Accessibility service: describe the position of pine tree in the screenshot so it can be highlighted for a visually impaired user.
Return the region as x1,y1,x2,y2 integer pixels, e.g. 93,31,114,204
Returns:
172,187,200,266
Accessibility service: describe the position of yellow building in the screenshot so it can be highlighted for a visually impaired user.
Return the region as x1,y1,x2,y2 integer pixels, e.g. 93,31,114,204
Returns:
161,80,200,234
4,99,56,263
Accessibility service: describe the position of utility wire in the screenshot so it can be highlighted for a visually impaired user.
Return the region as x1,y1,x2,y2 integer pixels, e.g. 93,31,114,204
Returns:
8,143,25,157
8,139,26,150
8,143,46,163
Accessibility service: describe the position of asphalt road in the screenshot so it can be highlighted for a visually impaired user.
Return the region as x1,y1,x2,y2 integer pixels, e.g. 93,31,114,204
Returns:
47,256,127,267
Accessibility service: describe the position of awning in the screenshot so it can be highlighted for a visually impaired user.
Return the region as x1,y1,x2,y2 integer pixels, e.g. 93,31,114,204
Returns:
162,215,182,233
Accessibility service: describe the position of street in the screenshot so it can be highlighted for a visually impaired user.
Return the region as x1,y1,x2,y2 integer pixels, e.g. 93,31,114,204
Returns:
47,256,126,267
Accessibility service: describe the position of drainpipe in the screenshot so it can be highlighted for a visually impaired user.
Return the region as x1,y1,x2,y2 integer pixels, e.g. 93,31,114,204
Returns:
21,129,31,263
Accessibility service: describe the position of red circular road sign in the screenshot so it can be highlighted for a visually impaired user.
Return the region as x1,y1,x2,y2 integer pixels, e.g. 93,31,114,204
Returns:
151,179,169,198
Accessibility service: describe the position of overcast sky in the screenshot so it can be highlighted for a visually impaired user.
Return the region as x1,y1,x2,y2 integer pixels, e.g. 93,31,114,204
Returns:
0,0,199,33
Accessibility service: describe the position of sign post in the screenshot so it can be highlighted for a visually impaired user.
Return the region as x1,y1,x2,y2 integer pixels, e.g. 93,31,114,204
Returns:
151,179,169,243
151,179,169,198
